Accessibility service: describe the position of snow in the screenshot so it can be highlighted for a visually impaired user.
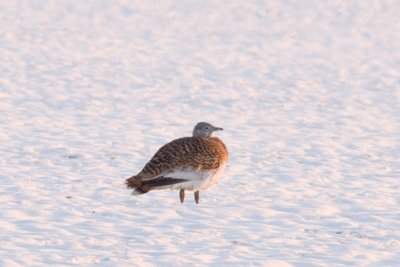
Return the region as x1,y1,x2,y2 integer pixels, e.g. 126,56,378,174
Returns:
1,0,399,266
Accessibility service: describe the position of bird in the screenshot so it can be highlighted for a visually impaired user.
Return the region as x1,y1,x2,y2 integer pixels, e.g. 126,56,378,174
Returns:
125,122,228,204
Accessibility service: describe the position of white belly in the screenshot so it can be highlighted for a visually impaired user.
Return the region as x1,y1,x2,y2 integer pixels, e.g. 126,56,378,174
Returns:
156,164,227,191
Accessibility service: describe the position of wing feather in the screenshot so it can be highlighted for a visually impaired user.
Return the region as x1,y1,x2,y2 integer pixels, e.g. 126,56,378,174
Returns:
138,136,228,180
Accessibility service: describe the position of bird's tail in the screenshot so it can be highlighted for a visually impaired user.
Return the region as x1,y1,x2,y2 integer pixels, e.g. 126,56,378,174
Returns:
125,176,147,195
125,175,142,188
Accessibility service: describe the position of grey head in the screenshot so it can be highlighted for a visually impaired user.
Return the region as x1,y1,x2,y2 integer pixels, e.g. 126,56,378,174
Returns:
192,122,223,137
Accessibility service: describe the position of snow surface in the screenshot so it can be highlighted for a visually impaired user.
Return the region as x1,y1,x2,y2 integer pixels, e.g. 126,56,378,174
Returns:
1,0,399,266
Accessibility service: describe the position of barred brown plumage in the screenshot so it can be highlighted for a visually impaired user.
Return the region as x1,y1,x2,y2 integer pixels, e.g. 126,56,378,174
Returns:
125,122,228,204
141,137,227,176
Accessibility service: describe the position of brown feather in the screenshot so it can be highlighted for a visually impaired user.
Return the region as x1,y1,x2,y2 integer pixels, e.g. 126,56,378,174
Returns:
137,136,228,180
125,176,142,188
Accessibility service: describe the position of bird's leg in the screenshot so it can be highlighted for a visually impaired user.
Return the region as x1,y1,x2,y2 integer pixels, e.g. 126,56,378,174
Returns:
194,191,200,204
179,189,185,203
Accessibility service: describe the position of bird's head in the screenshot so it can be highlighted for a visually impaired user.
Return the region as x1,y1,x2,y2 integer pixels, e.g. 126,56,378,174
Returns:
192,122,223,137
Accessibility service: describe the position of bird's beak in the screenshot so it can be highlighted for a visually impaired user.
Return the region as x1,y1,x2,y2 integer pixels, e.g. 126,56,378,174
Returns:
214,127,223,131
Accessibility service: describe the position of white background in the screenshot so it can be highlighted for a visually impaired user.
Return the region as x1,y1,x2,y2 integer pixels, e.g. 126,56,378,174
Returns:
0,1,399,266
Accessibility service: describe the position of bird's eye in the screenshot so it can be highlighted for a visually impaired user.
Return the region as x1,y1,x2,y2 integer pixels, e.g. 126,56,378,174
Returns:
205,126,209,130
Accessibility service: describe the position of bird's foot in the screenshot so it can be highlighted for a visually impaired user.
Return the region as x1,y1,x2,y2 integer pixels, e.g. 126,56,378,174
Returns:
194,191,199,204
179,189,185,203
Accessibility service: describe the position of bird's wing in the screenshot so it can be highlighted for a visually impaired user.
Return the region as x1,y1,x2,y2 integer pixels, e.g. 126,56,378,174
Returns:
138,136,227,180
141,176,189,187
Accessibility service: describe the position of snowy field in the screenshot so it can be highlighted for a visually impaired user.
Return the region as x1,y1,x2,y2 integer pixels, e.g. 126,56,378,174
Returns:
1,0,399,266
